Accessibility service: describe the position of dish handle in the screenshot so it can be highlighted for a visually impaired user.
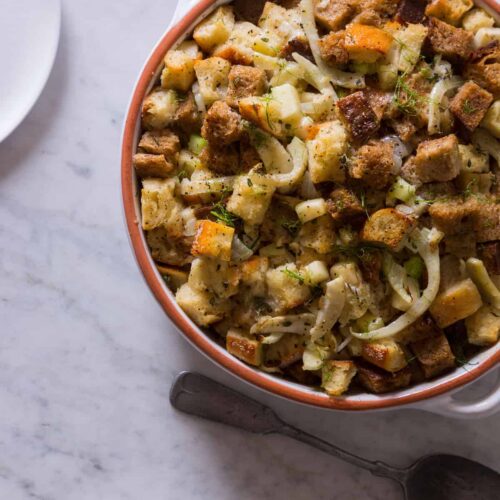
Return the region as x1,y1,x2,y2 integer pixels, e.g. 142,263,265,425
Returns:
411,368,500,419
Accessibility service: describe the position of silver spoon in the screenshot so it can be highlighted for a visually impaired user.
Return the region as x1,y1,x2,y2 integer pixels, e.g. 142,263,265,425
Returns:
170,372,499,500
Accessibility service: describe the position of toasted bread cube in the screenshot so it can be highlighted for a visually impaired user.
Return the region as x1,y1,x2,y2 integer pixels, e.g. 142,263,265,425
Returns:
362,340,408,373
161,41,202,93
457,171,493,194
481,100,500,138
396,316,442,344
428,197,477,235
361,208,414,251
240,256,269,296
213,21,262,65
176,283,226,326
188,258,240,299
141,178,184,232
459,143,490,172
314,0,354,32
347,338,364,357
465,305,500,346
397,0,428,24
356,363,412,394
345,24,392,63
146,227,192,267
285,362,321,386
478,242,500,276
327,187,365,228
265,334,307,369
266,264,311,311
200,144,240,176
351,140,395,189
201,100,244,146
258,1,305,49
414,134,462,183
465,42,500,97
321,360,357,396
336,91,380,143
175,93,202,135
430,279,483,328
227,65,267,108
426,0,474,26
298,215,336,255
472,198,500,243
142,88,178,130
193,6,235,52
138,129,181,159
396,23,429,73
157,264,188,290
227,329,263,366
133,154,174,178
450,81,493,131
427,17,473,62
411,332,456,379
320,32,349,66
462,8,495,32
191,220,235,261
194,57,232,106
226,171,275,226
306,121,348,184
239,95,286,138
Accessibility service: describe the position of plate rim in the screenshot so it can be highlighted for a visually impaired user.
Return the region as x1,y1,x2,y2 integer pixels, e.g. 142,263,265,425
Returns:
0,0,62,143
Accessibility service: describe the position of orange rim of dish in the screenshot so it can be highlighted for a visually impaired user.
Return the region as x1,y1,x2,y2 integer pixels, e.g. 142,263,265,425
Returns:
121,0,500,411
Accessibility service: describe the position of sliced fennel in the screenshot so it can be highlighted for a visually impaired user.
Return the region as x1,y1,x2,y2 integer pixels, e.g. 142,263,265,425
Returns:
192,82,206,114
248,128,293,174
351,228,444,340
466,258,500,312
245,136,308,191
303,341,330,371
310,277,346,342
383,253,413,309
267,137,308,189
428,76,463,135
261,332,285,345
231,236,254,263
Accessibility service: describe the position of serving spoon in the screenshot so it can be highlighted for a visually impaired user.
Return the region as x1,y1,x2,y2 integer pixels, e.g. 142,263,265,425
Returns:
170,372,499,500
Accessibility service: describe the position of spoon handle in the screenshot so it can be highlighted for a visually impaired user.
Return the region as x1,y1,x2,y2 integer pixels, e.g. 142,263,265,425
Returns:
170,372,406,484
280,424,406,483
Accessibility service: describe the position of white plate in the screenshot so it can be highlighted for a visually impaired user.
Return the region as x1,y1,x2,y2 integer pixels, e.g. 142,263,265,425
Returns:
0,0,61,143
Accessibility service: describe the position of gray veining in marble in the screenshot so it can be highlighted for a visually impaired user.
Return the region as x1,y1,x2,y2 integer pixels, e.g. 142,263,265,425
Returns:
0,1,498,499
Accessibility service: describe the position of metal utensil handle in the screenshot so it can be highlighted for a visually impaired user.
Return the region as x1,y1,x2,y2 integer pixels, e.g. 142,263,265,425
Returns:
170,372,405,484
281,424,406,483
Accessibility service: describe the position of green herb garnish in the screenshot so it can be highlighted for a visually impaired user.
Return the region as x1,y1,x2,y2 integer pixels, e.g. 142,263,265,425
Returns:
393,72,424,116
281,267,305,284
359,190,370,219
261,94,275,131
462,99,477,115
280,218,301,236
210,203,240,228
176,169,188,181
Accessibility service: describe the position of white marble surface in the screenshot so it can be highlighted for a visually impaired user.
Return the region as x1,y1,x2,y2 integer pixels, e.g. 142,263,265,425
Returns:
0,1,498,499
